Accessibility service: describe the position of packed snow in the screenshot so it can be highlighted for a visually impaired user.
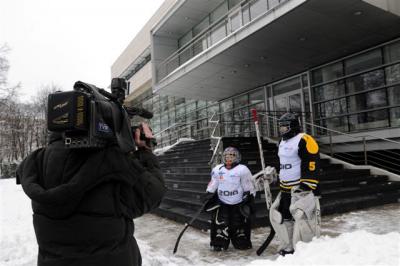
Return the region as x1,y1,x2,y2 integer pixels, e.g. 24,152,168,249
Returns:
1,178,399,266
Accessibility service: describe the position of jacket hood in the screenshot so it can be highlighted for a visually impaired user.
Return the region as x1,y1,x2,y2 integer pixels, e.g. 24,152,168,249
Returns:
17,141,138,218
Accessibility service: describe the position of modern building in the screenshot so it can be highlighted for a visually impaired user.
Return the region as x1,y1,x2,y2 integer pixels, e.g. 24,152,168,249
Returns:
112,0,400,158
111,0,400,229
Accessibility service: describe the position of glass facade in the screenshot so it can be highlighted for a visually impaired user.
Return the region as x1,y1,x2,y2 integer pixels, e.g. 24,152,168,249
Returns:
131,38,400,146
311,39,400,134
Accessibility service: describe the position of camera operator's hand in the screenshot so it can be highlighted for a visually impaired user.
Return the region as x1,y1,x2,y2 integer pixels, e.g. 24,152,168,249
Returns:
134,122,154,150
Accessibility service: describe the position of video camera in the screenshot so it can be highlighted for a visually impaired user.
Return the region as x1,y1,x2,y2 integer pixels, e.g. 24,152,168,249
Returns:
47,78,155,153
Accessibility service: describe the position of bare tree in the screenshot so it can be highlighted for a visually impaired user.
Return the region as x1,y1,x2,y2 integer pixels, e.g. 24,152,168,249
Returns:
0,44,63,177
31,83,62,146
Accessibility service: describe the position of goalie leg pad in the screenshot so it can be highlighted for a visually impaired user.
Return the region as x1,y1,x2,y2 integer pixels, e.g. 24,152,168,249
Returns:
292,209,316,246
290,190,317,246
269,193,294,252
230,205,252,250
210,205,230,251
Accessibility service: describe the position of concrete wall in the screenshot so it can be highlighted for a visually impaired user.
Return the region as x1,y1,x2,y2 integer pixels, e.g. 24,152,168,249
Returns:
363,0,400,16
151,35,179,82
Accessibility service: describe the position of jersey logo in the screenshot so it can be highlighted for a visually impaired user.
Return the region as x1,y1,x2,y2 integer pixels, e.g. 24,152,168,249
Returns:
218,190,238,196
280,164,292,169
219,175,224,180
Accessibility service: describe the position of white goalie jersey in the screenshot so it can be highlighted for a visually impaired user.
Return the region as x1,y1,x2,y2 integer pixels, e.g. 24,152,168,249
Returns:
207,164,256,205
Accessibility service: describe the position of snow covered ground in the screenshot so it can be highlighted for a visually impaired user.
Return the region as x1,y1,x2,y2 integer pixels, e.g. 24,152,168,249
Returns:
1,178,399,266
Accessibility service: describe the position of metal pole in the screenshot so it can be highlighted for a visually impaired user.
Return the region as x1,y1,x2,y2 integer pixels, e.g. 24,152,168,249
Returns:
363,137,368,165
329,132,333,157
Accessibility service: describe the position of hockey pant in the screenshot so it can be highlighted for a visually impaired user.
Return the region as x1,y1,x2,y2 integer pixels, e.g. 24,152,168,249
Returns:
210,203,252,250
269,191,317,252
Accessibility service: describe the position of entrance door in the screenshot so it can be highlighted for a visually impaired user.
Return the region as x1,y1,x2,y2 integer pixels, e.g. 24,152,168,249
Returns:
274,90,303,114
272,90,305,136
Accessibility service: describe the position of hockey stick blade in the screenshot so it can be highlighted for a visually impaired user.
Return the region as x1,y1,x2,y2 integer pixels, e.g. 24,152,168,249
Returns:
173,223,189,254
256,227,275,256
173,201,207,254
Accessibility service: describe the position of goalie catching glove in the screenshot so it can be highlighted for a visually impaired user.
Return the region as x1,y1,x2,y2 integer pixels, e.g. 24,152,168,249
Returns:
252,166,277,192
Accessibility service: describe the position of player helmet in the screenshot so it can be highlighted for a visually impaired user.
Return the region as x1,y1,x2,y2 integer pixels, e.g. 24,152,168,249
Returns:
222,146,241,166
278,112,301,140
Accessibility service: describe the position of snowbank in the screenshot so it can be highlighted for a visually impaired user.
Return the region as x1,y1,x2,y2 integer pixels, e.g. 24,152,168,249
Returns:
1,178,399,266
249,231,400,266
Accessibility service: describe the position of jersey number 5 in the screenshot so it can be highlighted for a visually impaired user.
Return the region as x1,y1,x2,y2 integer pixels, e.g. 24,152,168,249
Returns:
309,161,316,171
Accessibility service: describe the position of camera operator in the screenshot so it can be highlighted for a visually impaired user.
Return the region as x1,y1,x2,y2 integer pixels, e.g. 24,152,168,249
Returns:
16,81,166,266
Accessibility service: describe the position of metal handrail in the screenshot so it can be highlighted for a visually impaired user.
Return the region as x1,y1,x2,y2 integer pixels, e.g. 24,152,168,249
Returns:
208,111,223,166
260,111,400,174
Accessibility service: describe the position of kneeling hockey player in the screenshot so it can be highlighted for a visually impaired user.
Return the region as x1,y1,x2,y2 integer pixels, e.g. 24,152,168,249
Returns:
204,146,256,251
271,112,321,256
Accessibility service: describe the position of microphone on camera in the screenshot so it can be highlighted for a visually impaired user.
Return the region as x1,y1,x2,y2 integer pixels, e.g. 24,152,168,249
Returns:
125,106,153,119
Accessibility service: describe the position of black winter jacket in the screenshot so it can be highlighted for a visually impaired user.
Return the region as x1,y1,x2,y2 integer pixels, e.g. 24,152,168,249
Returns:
16,140,166,266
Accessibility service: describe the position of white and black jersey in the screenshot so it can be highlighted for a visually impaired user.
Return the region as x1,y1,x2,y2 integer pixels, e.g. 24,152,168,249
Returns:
278,133,320,194
207,164,255,205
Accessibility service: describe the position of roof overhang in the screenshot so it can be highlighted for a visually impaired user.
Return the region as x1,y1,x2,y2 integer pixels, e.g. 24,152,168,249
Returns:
152,0,226,38
154,0,400,101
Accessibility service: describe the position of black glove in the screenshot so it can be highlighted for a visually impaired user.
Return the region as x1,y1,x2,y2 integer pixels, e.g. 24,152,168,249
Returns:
239,192,254,218
203,192,220,212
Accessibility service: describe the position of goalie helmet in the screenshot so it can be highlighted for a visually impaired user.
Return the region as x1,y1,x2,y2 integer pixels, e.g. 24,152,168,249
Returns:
278,112,301,140
222,146,241,166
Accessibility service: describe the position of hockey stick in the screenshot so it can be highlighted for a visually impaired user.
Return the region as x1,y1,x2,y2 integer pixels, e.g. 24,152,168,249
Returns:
315,196,321,238
251,108,276,256
173,200,208,254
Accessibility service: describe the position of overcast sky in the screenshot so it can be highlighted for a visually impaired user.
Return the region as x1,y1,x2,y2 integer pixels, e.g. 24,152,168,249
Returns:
0,0,164,102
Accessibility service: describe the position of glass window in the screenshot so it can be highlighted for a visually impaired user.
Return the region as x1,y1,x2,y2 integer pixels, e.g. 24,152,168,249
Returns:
346,69,384,94
211,2,228,23
179,47,192,65
229,10,241,33
175,98,185,118
388,86,400,106
390,107,400,127
160,96,169,112
268,0,281,8
313,80,345,102
233,94,248,108
221,111,233,122
315,98,347,119
347,89,387,113
319,116,348,133
193,16,210,36
211,22,227,45
312,62,343,85
168,110,175,125
220,99,233,112
229,0,242,9
289,94,302,113
250,0,267,20
193,35,208,56
349,110,388,131
197,108,207,119
161,113,169,129
385,63,400,85
242,4,250,25
345,49,382,75
179,30,193,48
249,88,265,105
186,101,197,114
207,104,220,117
187,110,197,122
273,77,301,96
384,41,400,63
302,74,309,87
